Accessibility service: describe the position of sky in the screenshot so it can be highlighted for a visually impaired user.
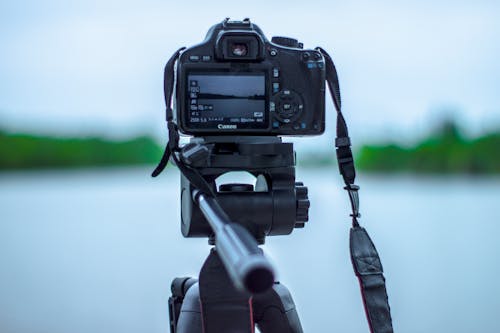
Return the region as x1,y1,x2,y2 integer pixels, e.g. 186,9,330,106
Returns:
1,0,499,148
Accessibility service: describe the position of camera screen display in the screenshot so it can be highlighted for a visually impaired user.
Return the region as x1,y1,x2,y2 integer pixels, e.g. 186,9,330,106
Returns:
185,72,268,130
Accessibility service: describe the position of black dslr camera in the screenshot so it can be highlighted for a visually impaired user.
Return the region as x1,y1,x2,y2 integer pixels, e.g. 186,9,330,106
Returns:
174,18,326,136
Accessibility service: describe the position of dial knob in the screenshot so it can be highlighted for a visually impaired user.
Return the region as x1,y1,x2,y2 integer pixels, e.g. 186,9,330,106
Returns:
219,183,254,192
271,36,302,48
295,182,310,228
274,89,304,123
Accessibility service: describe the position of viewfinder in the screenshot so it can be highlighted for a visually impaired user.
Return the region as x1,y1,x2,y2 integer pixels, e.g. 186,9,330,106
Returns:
231,43,248,56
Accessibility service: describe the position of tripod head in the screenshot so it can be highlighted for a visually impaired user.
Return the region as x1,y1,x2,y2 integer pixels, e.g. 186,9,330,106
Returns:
175,136,309,294
179,136,309,244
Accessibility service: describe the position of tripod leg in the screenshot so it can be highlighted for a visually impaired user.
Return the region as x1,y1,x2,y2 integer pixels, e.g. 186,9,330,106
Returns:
176,283,203,333
199,249,254,333
174,251,302,333
252,282,303,333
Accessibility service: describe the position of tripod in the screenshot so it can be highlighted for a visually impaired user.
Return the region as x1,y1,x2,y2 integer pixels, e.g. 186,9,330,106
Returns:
167,137,308,333
153,39,394,333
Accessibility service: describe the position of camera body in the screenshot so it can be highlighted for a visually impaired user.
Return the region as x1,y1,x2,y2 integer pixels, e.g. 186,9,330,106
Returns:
174,18,325,136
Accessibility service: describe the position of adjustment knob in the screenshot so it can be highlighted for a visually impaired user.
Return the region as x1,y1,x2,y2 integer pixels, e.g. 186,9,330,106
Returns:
271,36,302,48
219,183,254,192
295,182,310,227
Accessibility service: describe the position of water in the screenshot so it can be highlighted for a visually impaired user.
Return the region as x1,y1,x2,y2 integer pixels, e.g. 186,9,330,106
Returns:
0,167,499,333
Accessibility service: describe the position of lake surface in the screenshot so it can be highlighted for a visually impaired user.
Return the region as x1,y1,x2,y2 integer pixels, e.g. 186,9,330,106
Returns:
1,167,499,333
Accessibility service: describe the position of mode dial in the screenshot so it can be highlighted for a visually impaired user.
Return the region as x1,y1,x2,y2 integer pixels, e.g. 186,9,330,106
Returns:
271,36,303,49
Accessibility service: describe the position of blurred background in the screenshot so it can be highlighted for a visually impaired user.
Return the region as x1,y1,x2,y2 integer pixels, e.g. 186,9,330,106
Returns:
1,0,499,332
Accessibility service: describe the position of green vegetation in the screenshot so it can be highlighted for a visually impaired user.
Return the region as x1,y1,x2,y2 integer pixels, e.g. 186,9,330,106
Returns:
1,119,499,174
0,131,163,170
356,121,500,174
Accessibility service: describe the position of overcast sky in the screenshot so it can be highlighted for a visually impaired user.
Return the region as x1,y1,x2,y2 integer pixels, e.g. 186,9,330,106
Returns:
1,0,499,148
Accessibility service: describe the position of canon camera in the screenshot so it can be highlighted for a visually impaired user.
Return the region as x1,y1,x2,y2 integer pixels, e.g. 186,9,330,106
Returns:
174,18,326,136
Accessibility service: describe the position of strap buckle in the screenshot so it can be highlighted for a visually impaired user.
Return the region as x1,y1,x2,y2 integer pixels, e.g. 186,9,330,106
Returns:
344,184,361,220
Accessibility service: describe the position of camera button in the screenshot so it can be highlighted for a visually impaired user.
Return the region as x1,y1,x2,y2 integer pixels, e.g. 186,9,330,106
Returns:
273,83,280,93
269,102,276,112
272,121,280,128
269,48,278,56
189,55,200,62
272,68,279,78
202,55,211,62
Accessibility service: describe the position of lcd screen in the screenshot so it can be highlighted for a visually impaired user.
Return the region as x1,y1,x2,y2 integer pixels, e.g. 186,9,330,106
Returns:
186,73,267,130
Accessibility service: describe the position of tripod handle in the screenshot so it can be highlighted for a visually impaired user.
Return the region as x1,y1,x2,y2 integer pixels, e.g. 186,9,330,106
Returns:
193,190,275,294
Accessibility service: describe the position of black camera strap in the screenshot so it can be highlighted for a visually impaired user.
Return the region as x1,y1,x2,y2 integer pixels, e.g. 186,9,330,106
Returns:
151,46,184,178
317,47,394,333
152,47,216,196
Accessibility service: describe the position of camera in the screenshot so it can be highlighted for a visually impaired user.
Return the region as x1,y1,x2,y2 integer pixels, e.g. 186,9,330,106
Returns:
174,18,326,136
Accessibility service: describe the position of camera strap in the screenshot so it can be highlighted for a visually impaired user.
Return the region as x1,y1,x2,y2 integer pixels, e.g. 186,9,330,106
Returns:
317,47,394,333
152,47,216,196
152,46,185,178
